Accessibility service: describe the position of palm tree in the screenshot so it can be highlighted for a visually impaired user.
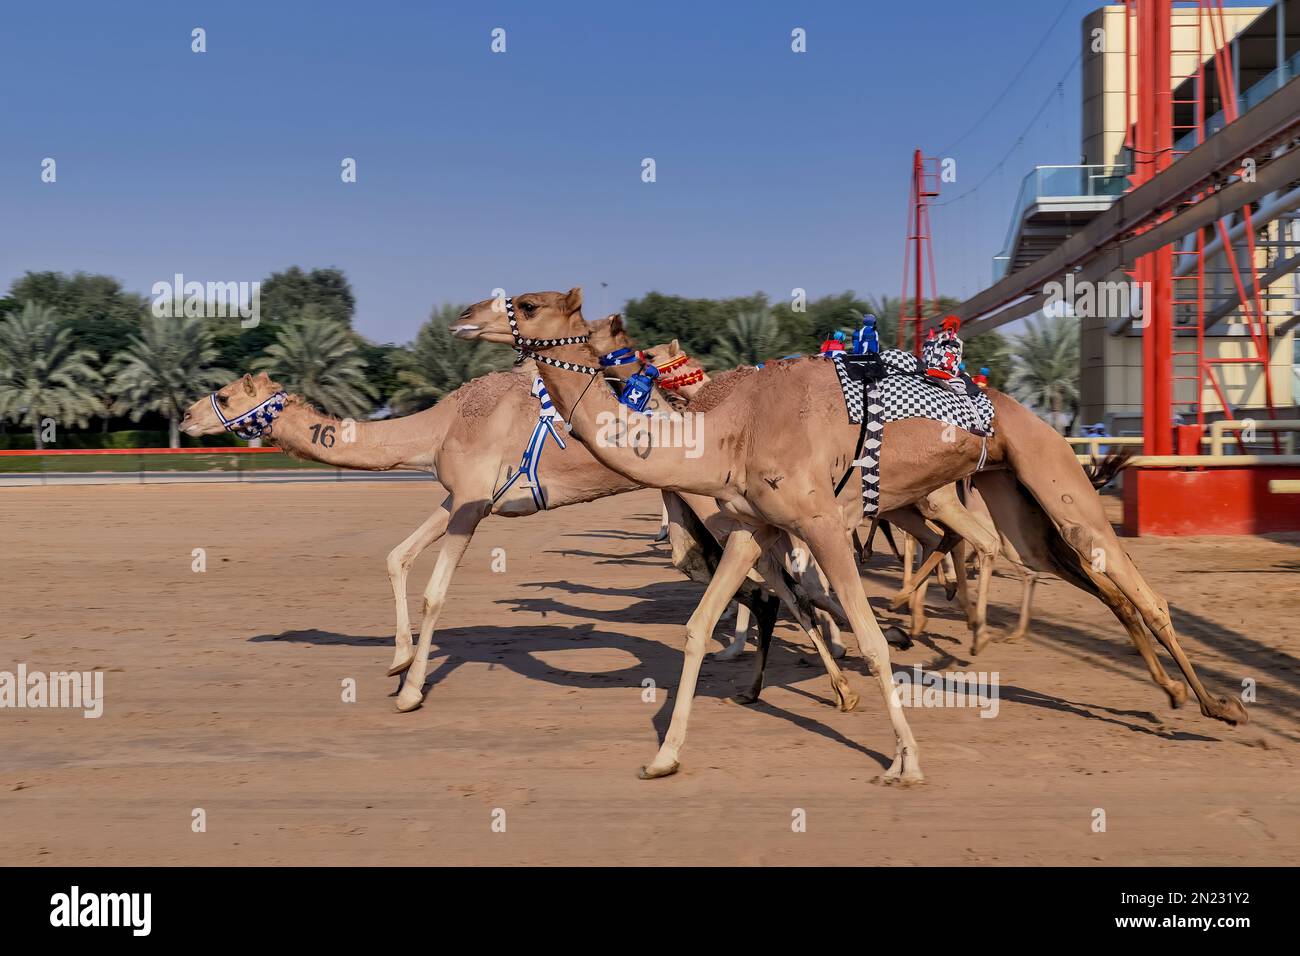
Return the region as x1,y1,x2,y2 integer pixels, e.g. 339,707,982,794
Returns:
389,304,512,414
1001,313,1080,432
106,313,232,447
709,310,784,369
253,305,377,418
0,302,102,449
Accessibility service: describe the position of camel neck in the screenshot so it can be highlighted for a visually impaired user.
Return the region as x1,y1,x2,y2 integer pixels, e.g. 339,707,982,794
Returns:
529,343,728,494
268,399,442,471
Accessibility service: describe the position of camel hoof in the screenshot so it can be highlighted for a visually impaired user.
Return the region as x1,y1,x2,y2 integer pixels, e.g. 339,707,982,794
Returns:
872,770,924,787
888,594,910,612
730,691,760,706
830,642,848,660
395,684,425,713
883,626,913,650
997,629,1026,645
1165,682,1188,709
943,582,958,602
638,761,680,780
710,642,746,662
387,655,415,677
1207,696,1249,726
837,691,860,713
970,629,991,656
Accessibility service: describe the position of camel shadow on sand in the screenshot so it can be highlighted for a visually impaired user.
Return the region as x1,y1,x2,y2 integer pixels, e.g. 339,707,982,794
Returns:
499,583,1228,744
250,621,892,769
263,564,1238,746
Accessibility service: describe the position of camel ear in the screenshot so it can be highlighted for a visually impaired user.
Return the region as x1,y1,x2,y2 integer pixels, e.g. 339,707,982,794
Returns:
670,339,681,356
609,313,624,335
564,287,583,314
253,372,271,385
241,374,257,396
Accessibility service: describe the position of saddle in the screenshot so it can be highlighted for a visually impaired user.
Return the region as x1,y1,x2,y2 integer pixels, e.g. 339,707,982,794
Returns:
828,348,996,516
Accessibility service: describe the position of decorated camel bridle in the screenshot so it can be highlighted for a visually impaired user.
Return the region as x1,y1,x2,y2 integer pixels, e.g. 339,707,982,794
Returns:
649,351,705,391
505,296,600,374
209,389,288,440
503,295,662,411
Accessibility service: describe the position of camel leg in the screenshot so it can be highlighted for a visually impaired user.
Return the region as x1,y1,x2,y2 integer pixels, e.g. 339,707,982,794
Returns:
1084,568,1190,708
1090,557,1235,719
654,495,670,541
813,607,847,659
951,539,973,620
712,601,751,661
937,552,956,601
395,501,485,713
890,528,960,609
640,529,765,779
999,566,1037,643
908,579,928,639
385,495,452,675
993,407,1243,723
948,539,996,655
970,547,994,654
735,554,859,711
917,487,1001,650
740,595,777,705
975,469,1186,708
798,516,923,785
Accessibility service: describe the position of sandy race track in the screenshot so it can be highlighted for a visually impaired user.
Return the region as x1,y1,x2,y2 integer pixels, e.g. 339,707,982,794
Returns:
1,481,1297,865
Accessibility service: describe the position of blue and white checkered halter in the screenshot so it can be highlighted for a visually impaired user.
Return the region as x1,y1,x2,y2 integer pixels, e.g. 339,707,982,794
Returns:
210,390,288,440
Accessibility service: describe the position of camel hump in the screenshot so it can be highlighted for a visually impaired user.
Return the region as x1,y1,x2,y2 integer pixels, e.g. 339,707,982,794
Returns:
450,367,531,419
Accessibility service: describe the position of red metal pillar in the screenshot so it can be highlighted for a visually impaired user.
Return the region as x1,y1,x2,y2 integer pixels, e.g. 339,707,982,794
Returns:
899,149,939,356
1133,0,1174,455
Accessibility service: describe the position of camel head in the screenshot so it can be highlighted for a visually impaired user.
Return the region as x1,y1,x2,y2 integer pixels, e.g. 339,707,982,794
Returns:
641,339,705,393
180,372,287,438
640,339,683,368
586,313,642,380
450,288,586,351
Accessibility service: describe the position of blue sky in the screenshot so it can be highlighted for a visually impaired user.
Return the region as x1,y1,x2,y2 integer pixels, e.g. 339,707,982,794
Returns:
3,0,1106,343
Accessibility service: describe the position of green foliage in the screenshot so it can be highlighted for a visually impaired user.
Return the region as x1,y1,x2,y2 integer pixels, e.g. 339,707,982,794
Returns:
961,331,1009,390
389,304,512,414
1000,313,1080,431
708,311,785,369
7,271,146,365
105,313,231,446
209,266,359,373
355,340,405,407
253,305,378,419
0,302,103,447
259,266,356,326
623,292,770,360
628,290,917,366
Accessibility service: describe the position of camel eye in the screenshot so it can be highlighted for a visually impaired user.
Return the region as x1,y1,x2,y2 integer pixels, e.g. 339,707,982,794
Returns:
218,394,230,407
521,301,537,315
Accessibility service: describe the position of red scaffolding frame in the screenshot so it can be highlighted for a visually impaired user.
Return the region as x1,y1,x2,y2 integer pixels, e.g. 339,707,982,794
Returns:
1125,0,1279,455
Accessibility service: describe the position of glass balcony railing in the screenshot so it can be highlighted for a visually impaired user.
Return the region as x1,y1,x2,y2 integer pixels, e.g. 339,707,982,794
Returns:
1173,48,1300,155
992,164,1128,280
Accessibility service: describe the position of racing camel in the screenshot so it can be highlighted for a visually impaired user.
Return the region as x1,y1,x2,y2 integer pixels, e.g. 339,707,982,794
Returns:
179,316,856,715
451,288,1247,785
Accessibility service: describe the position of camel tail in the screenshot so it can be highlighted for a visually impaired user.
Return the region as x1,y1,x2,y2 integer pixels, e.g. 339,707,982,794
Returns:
1082,448,1132,490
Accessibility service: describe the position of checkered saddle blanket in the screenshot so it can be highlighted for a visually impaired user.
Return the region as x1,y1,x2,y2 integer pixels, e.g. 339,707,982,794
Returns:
828,349,995,516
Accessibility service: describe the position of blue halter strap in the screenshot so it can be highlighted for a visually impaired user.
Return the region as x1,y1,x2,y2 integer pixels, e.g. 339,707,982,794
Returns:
599,347,639,368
